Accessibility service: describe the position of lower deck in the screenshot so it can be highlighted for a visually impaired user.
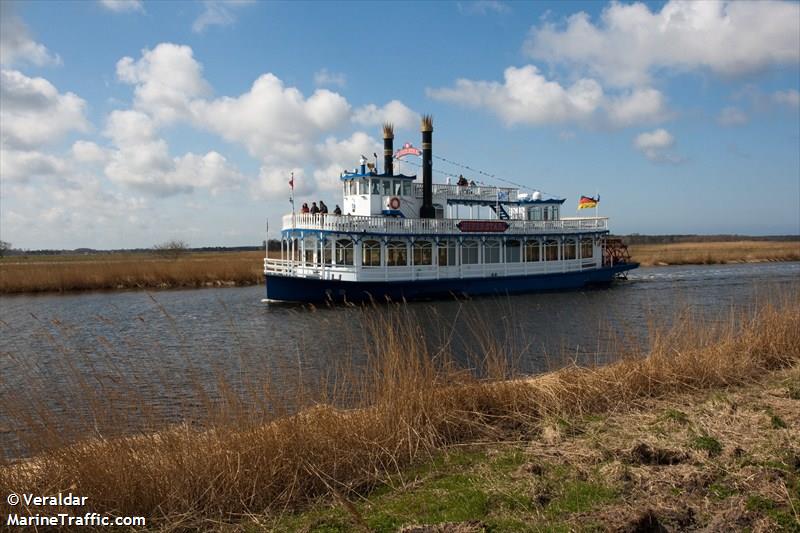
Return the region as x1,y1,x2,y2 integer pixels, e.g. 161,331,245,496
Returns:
265,231,607,283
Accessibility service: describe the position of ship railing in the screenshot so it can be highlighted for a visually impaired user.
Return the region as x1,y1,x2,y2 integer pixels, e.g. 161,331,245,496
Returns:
281,213,608,234
265,256,603,280
414,183,518,202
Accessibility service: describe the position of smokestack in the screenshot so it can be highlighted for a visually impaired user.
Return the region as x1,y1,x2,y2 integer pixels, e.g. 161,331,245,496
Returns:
382,123,394,176
420,115,435,219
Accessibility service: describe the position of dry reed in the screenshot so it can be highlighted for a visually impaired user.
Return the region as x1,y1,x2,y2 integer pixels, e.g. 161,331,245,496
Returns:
0,251,271,293
629,240,800,266
1,295,798,530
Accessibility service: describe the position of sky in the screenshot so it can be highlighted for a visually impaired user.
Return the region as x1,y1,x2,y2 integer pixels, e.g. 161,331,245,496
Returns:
1,0,799,250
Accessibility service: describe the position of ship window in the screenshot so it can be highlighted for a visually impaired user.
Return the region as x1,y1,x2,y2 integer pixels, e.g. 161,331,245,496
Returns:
581,238,593,259
363,240,381,267
382,180,391,196
413,240,433,266
544,239,559,261
506,239,521,262
530,207,541,221
563,238,577,260
321,241,332,264
291,238,301,262
402,180,411,196
387,240,407,266
543,207,550,221
553,206,560,220
335,239,353,266
393,180,402,195
304,238,316,264
525,240,540,262
360,179,369,195
461,240,479,265
438,240,457,266
371,179,380,194
484,239,501,263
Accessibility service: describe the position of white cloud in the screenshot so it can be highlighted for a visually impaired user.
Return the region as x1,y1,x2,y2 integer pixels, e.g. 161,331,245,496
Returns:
313,132,381,191
525,0,800,87
457,1,510,15
98,0,144,13
0,69,89,148
352,100,419,129
71,140,108,163
103,110,244,196
116,43,210,123
313,68,346,88
428,65,668,127
606,87,668,127
193,0,255,33
254,167,310,199
0,2,61,66
718,106,748,126
428,65,604,126
773,89,800,109
0,147,67,182
114,43,419,196
189,74,351,162
634,128,683,164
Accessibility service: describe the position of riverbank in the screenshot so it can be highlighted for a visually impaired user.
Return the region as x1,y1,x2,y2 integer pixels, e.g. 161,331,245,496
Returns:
0,250,267,293
1,240,798,293
628,240,800,267
270,367,800,531
1,296,798,530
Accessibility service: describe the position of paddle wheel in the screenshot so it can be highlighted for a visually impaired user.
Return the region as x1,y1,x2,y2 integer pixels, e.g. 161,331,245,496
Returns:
603,238,633,278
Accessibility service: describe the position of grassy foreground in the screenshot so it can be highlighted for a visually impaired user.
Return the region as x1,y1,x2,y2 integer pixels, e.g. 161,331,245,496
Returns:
1,296,799,531
628,240,800,267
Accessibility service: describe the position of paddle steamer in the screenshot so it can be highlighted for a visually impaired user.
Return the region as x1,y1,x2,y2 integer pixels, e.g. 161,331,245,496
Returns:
263,117,637,302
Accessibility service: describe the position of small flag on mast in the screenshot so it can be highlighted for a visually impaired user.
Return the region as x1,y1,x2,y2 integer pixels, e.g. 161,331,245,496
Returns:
578,195,599,209
289,172,294,190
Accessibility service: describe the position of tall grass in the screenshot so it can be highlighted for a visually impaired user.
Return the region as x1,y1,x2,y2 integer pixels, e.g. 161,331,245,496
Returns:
1,294,799,529
0,251,270,293
628,240,800,266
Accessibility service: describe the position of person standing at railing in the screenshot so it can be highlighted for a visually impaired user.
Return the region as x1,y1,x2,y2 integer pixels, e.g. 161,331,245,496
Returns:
310,202,320,215
333,205,342,215
319,201,328,214
301,202,309,214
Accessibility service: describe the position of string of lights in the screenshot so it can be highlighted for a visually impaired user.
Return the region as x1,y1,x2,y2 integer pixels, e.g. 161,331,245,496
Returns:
393,153,560,199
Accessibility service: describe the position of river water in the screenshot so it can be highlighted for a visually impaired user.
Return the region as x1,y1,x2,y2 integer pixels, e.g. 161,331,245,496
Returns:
1,262,798,457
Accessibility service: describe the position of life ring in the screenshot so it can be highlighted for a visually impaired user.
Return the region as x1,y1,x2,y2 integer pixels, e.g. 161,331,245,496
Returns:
389,197,401,210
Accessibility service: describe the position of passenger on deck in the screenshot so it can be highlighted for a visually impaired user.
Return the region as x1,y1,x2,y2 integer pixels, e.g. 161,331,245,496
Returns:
310,202,320,214
456,174,468,186
333,205,342,215
301,202,309,214
469,180,476,187
319,201,328,214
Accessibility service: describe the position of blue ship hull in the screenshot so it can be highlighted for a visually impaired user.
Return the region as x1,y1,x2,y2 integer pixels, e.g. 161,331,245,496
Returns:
264,263,638,303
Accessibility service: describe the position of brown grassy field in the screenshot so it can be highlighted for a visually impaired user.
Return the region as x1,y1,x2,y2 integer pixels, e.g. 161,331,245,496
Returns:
1,295,798,530
0,251,271,293
628,240,800,266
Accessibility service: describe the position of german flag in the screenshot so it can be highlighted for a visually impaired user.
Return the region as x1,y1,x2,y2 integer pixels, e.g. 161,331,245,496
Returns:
578,195,599,209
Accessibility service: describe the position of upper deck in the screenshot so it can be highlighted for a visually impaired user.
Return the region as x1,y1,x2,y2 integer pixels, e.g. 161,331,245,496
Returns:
281,213,607,236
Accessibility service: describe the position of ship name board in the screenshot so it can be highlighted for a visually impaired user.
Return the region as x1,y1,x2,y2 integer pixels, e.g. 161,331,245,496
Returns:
456,221,509,233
